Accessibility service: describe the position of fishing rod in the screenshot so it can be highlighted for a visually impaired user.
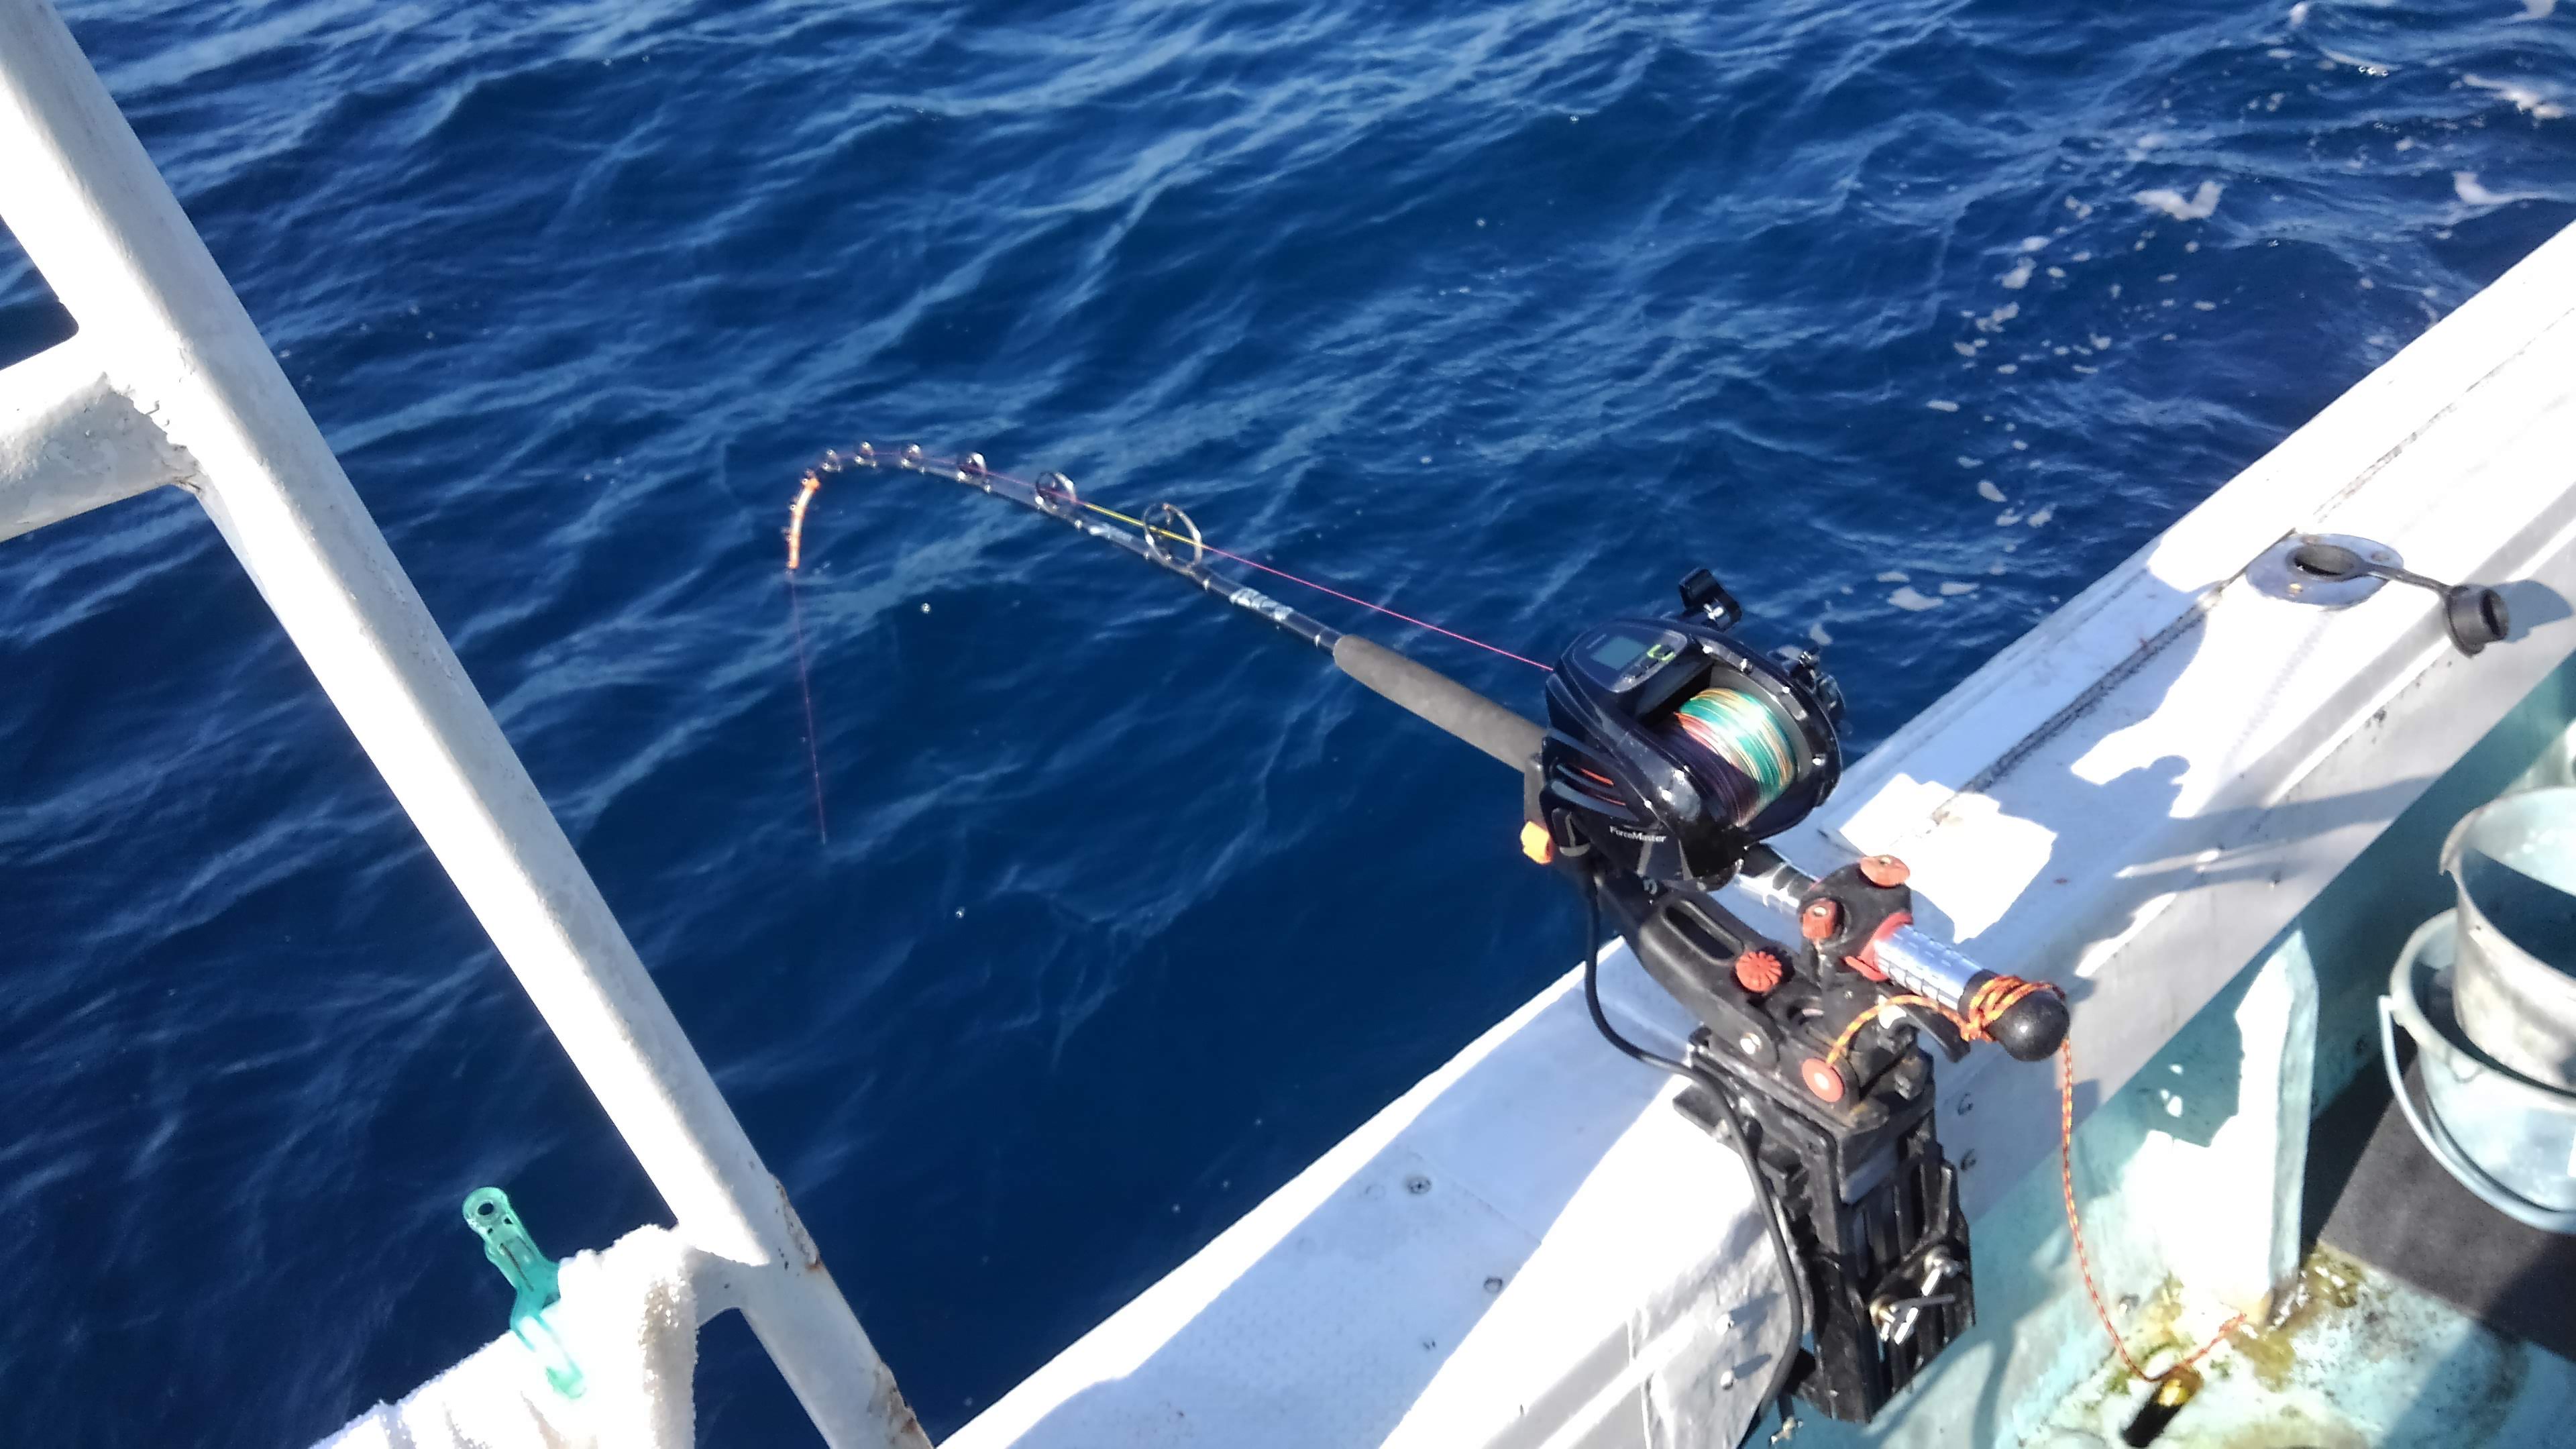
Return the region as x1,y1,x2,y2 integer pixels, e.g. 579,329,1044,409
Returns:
806,442,2106,1431
806,443,1548,769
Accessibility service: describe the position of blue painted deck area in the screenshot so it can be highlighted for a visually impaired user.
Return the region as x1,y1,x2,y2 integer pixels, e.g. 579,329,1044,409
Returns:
1795,653,2576,1447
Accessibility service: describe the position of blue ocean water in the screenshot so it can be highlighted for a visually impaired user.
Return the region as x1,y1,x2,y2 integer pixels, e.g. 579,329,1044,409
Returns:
2,0,2571,1441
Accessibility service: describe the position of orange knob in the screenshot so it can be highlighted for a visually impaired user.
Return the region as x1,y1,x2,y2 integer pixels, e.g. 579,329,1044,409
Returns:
1734,950,1784,994
1858,854,1911,888
1518,821,1556,865
1800,1057,1846,1102
1801,899,1841,941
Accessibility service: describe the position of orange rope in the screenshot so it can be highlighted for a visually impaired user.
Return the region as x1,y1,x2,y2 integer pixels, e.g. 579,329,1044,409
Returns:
1823,976,2244,1386
2057,1029,2247,1383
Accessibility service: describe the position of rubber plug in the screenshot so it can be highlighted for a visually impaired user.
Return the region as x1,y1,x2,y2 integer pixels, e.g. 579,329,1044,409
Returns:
2444,584,2509,656
1991,989,2071,1063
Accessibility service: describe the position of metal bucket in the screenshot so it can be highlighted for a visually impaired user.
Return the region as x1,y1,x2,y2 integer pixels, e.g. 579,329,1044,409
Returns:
2440,786,2576,1091
2381,912,2576,1234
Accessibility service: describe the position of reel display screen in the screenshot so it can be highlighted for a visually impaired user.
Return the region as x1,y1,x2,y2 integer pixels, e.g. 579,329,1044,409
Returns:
1574,625,1691,696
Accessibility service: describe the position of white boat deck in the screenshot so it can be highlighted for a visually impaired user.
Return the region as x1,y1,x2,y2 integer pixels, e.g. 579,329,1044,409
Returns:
954,217,2576,1447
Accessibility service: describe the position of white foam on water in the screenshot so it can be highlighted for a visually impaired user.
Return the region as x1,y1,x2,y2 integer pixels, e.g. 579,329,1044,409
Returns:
2012,440,2029,451
1889,586,1944,611
1953,341,1982,356
2455,170,2510,204
2194,300,2218,310
1939,582,1980,596
2289,1,2312,23
1996,363,2019,374
1996,510,2023,525
1809,623,1834,645
2028,506,2056,526
2064,197,2094,219
1974,302,2021,333
1988,561,2008,575
2463,74,2567,119
2522,0,2556,17
2047,266,2066,278
2320,47,2395,75
1927,398,1961,411
2021,236,2051,252
2000,257,2037,289
1958,455,1983,468
1978,480,2007,502
1876,570,1911,582
2135,180,2224,220
2269,46,2296,58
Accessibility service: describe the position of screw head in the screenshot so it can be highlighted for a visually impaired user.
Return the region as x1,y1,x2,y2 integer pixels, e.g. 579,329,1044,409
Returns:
1738,1031,1764,1055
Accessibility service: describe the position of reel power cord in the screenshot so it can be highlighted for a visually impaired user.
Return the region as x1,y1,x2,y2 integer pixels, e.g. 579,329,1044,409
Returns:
1578,871,1809,1442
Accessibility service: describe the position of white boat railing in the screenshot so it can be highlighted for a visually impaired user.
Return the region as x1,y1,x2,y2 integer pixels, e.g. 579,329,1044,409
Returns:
0,2,926,1444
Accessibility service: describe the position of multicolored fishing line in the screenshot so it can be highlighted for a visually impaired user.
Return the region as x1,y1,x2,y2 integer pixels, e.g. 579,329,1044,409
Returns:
1668,686,1796,824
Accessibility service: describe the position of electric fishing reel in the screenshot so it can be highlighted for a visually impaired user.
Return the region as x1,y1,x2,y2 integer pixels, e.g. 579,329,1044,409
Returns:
1531,567,1843,886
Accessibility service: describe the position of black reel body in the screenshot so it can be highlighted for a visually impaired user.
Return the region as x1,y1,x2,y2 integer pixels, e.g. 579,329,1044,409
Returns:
1534,572,1977,1424
1534,572,1844,889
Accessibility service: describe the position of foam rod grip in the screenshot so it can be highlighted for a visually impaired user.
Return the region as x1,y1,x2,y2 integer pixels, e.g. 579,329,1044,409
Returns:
1332,635,1543,771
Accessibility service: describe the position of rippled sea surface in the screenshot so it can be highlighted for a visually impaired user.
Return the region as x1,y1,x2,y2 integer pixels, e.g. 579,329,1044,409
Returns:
3,0,2571,1441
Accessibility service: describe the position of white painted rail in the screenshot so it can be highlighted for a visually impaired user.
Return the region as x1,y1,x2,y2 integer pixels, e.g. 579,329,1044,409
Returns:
0,3,925,1444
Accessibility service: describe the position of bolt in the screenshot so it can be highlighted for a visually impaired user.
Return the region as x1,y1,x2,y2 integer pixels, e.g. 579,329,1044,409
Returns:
1960,1149,1979,1170
1955,1095,1974,1116
1738,1031,1764,1056
1483,1276,1505,1293
1405,1174,1432,1195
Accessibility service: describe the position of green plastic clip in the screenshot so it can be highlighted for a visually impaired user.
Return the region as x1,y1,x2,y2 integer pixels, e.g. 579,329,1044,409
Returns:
464,1187,585,1399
